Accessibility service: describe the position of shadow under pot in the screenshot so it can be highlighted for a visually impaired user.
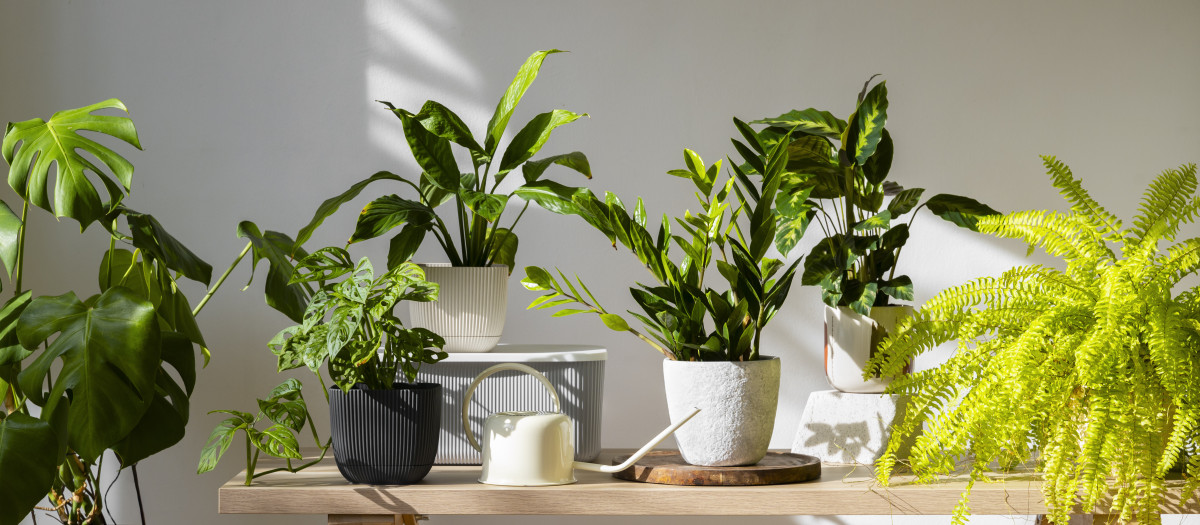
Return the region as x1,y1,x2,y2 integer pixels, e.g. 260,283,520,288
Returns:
823,305,914,394
329,382,441,484
409,264,509,353
662,356,780,467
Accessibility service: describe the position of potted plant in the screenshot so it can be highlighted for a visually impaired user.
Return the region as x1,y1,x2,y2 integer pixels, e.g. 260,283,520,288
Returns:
0,100,301,525
522,126,802,466
866,158,1200,524
203,248,448,485
752,76,997,393
286,49,596,353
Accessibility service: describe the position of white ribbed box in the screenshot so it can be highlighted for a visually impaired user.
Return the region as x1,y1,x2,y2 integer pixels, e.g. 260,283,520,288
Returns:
414,344,606,465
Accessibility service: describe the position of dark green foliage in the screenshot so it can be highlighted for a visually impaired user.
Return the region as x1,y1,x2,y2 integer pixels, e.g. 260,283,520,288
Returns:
268,248,447,390
867,159,1200,524
754,77,998,315
293,50,594,273
522,122,801,362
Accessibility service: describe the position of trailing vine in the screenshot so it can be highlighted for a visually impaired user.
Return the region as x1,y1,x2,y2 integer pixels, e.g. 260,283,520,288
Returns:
867,157,1200,524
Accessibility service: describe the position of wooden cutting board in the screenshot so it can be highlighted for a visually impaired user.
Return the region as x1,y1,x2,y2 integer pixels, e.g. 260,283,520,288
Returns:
610,451,821,486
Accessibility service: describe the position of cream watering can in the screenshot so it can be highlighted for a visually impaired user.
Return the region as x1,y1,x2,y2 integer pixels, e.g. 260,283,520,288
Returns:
463,363,700,486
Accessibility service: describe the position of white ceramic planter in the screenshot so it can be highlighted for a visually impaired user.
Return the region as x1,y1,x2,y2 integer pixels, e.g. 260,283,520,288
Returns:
409,264,508,353
662,356,780,466
824,305,913,394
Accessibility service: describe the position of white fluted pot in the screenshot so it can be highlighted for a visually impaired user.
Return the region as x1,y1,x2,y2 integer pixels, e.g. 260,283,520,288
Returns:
662,356,780,466
409,264,508,353
824,305,913,393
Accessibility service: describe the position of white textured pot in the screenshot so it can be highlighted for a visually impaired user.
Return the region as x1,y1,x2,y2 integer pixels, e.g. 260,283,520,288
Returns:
409,264,508,353
824,305,913,394
662,356,780,466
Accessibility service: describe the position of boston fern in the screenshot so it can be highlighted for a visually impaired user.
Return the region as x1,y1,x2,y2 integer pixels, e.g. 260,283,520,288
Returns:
523,128,802,361
289,50,594,272
866,157,1200,524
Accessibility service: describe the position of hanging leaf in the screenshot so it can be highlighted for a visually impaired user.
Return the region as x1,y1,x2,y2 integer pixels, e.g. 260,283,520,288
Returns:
0,201,20,282
350,195,436,243
124,209,213,285
926,194,1001,231
2,99,142,228
397,112,459,192
522,151,592,183
237,222,311,323
887,187,926,216
293,171,406,250
461,190,509,223
382,100,488,168
387,224,429,270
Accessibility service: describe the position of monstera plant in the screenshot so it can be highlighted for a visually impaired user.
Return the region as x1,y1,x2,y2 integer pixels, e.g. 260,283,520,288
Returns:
0,100,298,525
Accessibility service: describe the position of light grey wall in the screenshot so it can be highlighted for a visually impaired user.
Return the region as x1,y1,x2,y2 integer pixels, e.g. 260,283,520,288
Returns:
4,1,1199,524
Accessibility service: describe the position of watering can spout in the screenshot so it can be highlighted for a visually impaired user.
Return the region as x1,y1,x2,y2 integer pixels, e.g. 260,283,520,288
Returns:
573,407,701,473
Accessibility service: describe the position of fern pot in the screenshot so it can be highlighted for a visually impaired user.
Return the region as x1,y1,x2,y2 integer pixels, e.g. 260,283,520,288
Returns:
824,305,914,394
409,264,508,353
329,382,441,485
662,356,780,466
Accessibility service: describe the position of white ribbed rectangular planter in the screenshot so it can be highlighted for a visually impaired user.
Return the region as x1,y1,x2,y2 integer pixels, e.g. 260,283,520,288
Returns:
413,344,606,465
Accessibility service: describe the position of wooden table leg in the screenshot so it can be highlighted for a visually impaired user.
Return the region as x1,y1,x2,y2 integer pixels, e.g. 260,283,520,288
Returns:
328,515,427,525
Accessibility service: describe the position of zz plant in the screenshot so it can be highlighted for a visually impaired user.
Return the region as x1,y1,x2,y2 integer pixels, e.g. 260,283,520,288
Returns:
866,158,1200,524
523,123,803,361
198,249,447,483
291,49,596,272
753,76,997,314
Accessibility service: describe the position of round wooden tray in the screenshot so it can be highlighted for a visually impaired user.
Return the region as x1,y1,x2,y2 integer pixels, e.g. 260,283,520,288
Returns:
610,451,821,486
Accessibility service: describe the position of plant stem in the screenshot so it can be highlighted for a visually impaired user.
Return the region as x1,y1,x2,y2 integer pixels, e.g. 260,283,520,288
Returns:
131,464,146,525
193,241,252,317
13,200,28,295
251,443,331,480
243,434,254,486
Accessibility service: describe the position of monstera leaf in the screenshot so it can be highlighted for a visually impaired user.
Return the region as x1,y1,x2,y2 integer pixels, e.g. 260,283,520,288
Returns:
0,413,60,525
2,99,142,229
16,287,160,461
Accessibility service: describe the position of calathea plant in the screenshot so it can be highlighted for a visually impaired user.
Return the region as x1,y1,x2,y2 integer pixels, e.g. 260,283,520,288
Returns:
752,76,997,314
289,49,595,272
0,100,297,525
523,125,804,361
866,158,1200,524
198,248,446,483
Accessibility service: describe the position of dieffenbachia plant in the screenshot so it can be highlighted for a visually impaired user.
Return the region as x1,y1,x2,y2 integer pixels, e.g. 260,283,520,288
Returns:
753,76,998,315
522,125,804,362
866,158,1200,524
288,49,597,272
0,100,302,525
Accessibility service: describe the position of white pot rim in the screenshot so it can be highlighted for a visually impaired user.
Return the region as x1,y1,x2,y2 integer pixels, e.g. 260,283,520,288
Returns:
415,262,509,269
663,355,779,364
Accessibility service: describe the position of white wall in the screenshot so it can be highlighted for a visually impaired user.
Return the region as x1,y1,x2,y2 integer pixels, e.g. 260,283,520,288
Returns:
4,1,1199,524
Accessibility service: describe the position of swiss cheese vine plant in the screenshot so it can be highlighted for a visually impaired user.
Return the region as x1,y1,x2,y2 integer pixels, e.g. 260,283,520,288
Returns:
290,49,596,272
866,157,1200,524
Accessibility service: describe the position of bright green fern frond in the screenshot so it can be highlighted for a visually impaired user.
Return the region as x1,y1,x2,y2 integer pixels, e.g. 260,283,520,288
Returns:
1130,163,1199,249
1042,155,1124,244
873,157,1200,524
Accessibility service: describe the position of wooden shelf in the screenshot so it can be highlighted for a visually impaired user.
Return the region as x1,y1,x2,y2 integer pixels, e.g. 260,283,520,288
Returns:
219,450,1200,517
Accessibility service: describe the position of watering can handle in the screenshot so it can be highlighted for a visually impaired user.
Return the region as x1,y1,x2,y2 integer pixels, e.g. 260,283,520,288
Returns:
462,362,563,453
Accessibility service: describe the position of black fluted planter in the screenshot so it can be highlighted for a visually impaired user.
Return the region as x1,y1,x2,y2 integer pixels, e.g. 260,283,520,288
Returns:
329,382,441,485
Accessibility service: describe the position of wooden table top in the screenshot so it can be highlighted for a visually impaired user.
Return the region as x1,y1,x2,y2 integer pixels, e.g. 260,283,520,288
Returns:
218,450,1200,516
